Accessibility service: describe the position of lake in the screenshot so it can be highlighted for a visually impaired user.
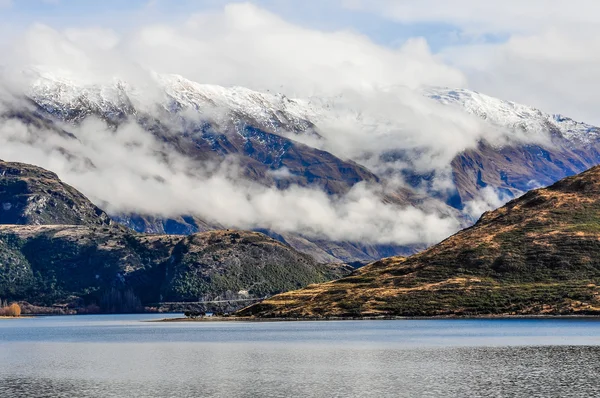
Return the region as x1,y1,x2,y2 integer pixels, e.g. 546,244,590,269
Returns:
1,315,600,397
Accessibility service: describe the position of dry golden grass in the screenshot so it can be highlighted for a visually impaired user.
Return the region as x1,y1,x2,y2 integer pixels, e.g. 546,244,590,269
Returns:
240,166,600,318
0,303,22,317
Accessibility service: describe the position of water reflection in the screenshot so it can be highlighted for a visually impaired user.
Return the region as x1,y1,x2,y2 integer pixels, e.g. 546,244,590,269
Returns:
1,317,600,397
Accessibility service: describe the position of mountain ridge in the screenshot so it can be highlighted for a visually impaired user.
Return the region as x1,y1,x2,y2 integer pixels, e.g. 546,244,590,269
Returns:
240,165,600,318
0,159,112,226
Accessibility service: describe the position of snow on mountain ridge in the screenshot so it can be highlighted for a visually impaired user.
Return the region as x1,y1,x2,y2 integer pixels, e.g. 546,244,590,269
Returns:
155,73,321,135
24,70,600,146
28,71,322,137
425,87,600,144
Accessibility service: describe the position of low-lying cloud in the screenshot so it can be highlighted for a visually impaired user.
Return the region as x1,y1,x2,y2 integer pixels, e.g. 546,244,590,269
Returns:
0,114,460,245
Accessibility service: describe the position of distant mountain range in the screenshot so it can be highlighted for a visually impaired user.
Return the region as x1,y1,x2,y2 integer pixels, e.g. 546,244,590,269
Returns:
1,69,599,262
241,165,600,318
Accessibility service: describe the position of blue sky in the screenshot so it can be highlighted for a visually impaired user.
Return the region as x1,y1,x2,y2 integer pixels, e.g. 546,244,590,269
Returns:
1,0,598,123
0,0,505,52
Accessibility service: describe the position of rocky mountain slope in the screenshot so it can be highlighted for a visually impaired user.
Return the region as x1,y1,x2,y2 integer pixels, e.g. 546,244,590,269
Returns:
427,88,600,206
0,161,350,312
0,160,112,226
240,165,600,317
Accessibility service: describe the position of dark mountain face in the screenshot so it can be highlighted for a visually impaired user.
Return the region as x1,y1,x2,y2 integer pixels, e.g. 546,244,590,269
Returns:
0,225,350,312
0,160,111,226
240,165,600,318
450,137,600,208
0,161,351,312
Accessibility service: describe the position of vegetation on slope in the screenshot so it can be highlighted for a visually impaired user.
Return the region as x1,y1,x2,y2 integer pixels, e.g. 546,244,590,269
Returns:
0,225,350,313
240,165,600,318
0,160,351,313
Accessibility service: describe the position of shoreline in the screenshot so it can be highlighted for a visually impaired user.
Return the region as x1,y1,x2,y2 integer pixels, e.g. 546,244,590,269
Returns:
154,314,600,322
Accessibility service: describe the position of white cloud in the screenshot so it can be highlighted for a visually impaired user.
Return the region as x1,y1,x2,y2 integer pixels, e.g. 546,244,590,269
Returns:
341,0,600,124
463,186,516,221
0,115,460,245
63,27,120,51
124,3,465,96
442,28,600,124
342,0,600,34
0,6,494,181
267,167,293,179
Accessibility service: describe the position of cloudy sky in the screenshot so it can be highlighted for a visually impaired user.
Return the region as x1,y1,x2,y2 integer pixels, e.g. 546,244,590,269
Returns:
1,0,599,123
0,0,596,246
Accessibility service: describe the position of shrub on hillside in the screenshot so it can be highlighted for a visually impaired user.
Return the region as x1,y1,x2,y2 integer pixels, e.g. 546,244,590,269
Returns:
1,303,21,317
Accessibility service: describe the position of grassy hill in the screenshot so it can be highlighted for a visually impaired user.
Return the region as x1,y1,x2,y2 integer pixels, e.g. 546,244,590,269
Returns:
240,165,600,318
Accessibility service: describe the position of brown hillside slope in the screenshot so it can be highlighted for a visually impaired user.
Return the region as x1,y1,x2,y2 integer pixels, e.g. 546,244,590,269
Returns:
240,165,600,317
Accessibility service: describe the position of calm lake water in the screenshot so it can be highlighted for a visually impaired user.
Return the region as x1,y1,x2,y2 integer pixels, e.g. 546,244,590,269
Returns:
1,315,600,397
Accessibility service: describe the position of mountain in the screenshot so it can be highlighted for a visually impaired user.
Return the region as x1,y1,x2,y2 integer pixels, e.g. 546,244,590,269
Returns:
0,225,350,313
0,160,112,226
0,160,351,312
427,88,600,206
5,70,600,263
28,72,382,197
27,72,600,199
15,72,429,262
239,165,600,317
426,87,600,145
25,73,600,206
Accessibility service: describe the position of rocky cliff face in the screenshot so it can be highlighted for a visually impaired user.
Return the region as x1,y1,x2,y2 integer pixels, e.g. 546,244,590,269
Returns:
0,160,111,226
240,165,600,318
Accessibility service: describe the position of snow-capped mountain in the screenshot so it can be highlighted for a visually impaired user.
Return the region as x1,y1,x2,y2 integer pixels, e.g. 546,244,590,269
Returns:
5,70,600,262
28,70,321,137
23,70,600,198
426,87,600,145
28,70,600,148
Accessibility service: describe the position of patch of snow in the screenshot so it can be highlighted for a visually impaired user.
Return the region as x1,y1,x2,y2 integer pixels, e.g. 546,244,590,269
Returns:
24,69,600,151
425,87,600,145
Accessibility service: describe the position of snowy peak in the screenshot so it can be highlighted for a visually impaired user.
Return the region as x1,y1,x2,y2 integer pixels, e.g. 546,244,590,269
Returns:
23,69,600,146
27,71,321,136
155,74,319,134
426,87,600,144
28,71,136,121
